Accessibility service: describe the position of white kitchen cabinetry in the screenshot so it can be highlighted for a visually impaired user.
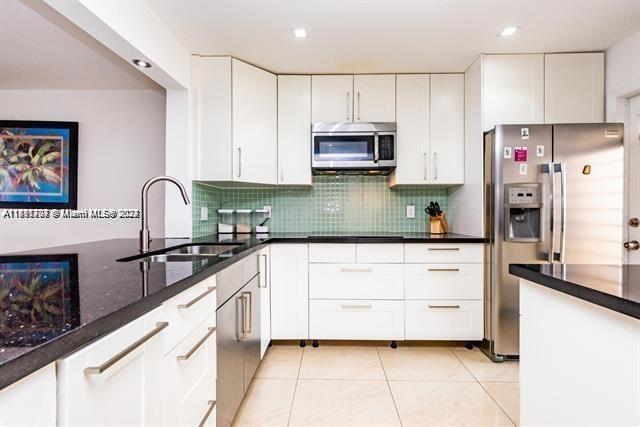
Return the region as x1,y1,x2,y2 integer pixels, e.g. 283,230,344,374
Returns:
0,364,56,426
430,74,464,184
277,75,312,185
353,74,396,122
163,314,217,427
259,245,271,357
193,56,277,184
311,75,354,122
270,244,309,339
483,54,544,131
309,263,404,300
405,300,483,340
544,52,604,124
391,74,430,185
57,306,168,426
404,263,483,300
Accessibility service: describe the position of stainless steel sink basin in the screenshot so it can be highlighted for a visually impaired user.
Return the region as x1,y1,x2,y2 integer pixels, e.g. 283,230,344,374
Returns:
145,253,215,262
170,244,242,256
117,243,243,263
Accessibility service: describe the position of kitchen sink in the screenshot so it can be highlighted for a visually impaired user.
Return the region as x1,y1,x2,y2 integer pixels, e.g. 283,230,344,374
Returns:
117,243,243,263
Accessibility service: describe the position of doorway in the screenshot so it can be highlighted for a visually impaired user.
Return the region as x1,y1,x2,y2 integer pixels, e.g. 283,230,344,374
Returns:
625,95,640,264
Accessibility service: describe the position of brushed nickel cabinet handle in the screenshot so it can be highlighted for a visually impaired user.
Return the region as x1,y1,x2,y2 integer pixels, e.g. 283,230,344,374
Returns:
427,305,460,309
85,321,169,375
178,286,216,309
177,327,216,361
237,295,245,340
242,292,252,334
423,153,428,181
259,254,268,288
340,304,372,309
237,147,242,177
433,152,438,181
427,268,460,272
357,91,361,121
198,400,216,427
340,268,372,273
427,247,460,251
346,91,351,121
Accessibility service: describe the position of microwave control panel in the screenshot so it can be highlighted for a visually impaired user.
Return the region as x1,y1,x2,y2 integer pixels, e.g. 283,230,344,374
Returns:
378,135,394,160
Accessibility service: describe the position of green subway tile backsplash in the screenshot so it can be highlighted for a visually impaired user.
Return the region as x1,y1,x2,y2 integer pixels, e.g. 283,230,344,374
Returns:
192,177,449,237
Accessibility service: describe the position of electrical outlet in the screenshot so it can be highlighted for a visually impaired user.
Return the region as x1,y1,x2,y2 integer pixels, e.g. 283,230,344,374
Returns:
406,205,415,219
200,207,208,221
263,205,272,218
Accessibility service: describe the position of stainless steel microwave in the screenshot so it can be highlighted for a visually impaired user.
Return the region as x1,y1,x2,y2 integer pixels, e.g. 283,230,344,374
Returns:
311,122,397,175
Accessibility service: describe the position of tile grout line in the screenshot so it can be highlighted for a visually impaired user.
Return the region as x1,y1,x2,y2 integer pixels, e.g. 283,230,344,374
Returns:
449,349,517,427
376,346,404,427
286,345,305,427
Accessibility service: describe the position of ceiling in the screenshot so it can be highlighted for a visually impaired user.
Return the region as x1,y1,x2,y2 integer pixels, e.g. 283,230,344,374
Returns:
0,0,162,90
147,0,640,74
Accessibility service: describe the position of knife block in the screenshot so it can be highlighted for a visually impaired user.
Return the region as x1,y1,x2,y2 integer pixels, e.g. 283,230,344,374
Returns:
429,213,449,234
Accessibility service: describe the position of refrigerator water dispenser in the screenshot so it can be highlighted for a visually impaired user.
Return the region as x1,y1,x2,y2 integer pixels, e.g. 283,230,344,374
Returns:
504,183,542,242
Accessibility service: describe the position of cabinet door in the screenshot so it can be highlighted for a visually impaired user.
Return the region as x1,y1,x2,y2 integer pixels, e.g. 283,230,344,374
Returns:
430,74,464,184
232,58,277,184
544,53,604,124
353,74,396,122
483,54,544,131
391,74,430,185
259,246,271,357
57,307,167,426
0,364,56,426
270,244,309,339
311,75,354,122
278,75,312,185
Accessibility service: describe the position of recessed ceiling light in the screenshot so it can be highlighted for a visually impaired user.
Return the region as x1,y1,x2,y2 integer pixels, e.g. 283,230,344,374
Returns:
499,26,518,37
293,28,307,39
132,59,151,68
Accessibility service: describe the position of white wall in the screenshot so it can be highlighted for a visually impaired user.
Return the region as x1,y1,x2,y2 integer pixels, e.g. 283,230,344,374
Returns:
0,89,166,253
605,31,640,122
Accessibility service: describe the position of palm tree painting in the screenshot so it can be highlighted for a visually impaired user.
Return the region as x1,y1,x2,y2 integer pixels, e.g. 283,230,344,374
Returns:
0,121,78,209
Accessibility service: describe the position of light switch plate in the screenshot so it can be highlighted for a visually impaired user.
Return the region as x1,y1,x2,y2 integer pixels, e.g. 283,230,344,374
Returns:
406,205,415,219
200,207,208,221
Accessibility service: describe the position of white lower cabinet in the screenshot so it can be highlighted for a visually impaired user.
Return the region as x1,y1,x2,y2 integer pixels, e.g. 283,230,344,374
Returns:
0,364,56,426
405,300,483,340
57,306,168,426
259,246,271,357
309,263,403,300
404,263,482,300
163,314,217,427
309,300,404,340
270,244,309,339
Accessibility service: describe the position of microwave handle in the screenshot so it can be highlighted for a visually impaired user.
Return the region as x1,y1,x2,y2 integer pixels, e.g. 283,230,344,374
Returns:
374,133,379,163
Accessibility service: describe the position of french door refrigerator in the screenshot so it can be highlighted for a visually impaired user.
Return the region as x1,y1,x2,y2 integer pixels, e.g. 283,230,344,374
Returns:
483,123,625,360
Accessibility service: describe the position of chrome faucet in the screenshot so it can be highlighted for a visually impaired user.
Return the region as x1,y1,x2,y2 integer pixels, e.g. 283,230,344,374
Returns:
140,176,190,253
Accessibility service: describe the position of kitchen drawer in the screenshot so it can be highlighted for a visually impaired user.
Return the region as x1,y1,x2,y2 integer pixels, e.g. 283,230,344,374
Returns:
163,313,217,427
162,276,217,354
405,264,483,300
309,244,356,263
309,264,403,300
404,244,483,264
309,300,404,340
356,244,404,263
405,300,483,340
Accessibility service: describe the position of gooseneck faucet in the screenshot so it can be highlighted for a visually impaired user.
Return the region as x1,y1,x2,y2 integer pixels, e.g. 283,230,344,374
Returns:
140,176,190,253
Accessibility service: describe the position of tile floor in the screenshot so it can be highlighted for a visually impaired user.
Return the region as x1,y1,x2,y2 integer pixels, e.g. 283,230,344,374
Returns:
232,341,519,427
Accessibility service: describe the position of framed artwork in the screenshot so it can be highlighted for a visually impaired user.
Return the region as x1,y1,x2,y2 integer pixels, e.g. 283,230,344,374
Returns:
0,254,80,347
0,120,78,209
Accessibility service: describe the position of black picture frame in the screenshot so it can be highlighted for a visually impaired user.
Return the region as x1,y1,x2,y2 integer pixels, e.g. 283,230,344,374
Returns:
0,120,78,209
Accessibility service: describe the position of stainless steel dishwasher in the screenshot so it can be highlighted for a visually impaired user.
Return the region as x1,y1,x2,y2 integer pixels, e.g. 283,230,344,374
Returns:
216,252,261,427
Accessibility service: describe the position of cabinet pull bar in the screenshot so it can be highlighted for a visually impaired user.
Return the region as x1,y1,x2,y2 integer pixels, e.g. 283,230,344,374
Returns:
85,321,169,375
340,304,372,309
427,248,460,251
346,91,351,121
237,147,242,177
198,400,217,427
259,254,268,288
340,268,372,273
178,286,216,309
357,91,361,121
177,327,216,361
427,305,460,309
427,268,460,272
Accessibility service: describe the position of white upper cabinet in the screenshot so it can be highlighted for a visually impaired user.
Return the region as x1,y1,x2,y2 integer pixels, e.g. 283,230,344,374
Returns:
193,56,277,184
278,75,312,185
311,75,354,122
430,74,464,184
353,74,396,122
544,53,604,124
232,59,278,184
483,54,544,131
390,74,430,185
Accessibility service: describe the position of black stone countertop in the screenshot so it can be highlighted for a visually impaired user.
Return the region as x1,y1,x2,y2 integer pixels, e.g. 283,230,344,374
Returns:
510,264,640,320
0,231,483,390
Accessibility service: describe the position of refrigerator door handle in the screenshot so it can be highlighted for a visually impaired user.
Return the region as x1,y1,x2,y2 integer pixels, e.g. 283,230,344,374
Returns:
555,162,567,263
541,163,555,263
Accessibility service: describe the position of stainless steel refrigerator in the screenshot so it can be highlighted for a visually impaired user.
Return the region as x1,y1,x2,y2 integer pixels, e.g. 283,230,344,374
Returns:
483,123,625,360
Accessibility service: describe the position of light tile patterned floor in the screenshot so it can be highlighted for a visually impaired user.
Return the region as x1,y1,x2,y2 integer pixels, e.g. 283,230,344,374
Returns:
233,342,520,427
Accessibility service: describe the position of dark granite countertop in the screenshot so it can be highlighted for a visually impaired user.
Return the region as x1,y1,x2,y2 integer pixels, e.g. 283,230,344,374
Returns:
510,264,640,320
0,231,482,390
